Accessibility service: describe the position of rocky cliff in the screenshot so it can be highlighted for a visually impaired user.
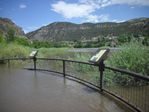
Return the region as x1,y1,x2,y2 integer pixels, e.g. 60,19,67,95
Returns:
0,17,25,37
26,18,149,42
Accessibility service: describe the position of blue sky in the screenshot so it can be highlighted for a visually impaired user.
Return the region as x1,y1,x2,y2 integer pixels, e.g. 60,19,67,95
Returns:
0,0,149,33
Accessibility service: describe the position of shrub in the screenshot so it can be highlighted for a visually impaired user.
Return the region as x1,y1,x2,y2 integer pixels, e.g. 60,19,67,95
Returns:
117,34,131,44
38,48,70,58
108,41,149,74
0,43,30,58
15,36,31,46
6,28,15,42
0,34,5,43
107,41,149,85
142,36,149,46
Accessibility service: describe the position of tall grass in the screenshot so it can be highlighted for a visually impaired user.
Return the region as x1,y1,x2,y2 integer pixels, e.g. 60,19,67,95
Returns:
0,43,31,58
38,48,69,58
106,41,149,86
107,41,149,75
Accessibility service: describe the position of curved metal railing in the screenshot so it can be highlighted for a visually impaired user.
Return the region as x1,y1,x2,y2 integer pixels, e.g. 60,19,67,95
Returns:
0,57,149,112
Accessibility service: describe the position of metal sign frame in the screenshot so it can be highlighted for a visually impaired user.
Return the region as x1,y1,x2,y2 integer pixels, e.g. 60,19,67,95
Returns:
89,48,109,64
29,50,38,58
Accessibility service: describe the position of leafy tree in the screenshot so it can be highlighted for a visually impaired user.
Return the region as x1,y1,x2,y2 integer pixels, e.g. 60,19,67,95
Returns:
117,34,131,44
74,41,83,48
0,32,4,43
142,36,149,46
6,28,15,42
15,36,30,46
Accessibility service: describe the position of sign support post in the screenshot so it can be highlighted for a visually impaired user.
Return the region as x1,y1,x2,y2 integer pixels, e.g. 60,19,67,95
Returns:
33,56,37,70
99,60,105,92
29,50,38,70
89,48,109,92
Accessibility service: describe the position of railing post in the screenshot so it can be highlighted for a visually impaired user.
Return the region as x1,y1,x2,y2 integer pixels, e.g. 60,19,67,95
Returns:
33,57,37,70
99,60,105,92
8,59,10,68
63,60,65,77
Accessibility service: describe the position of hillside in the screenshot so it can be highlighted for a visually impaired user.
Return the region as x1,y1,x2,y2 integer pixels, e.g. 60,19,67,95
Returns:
26,18,149,42
0,17,24,37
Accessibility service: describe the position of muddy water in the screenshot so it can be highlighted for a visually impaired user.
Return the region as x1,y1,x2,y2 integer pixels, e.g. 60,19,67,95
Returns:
0,66,132,112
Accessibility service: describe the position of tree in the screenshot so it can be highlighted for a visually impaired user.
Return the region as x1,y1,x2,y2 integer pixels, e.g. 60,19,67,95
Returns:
74,41,83,48
15,36,30,46
142,36,149,46
0,32,4,43
7,28,15,42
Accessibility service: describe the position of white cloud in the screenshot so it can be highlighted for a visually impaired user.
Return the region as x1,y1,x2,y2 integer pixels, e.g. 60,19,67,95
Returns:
85,14,109,23
42,23,49,26
79,0,111,8
51,0,149,23
130,6,135,9
110,0,149,6
85,15,100,23
51,1,95,19
19,4,27,9
51,1,105,22
80,0,149,6
112,19,125,23
98,15,110,22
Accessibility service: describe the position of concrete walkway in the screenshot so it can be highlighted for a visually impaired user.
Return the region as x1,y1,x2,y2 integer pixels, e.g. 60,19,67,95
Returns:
0,67,132,112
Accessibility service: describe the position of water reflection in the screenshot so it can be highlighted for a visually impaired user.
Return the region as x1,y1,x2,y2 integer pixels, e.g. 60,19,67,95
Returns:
0,67,133,112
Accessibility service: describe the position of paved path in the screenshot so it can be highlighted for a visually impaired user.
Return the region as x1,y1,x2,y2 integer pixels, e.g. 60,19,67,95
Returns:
0,67,132,112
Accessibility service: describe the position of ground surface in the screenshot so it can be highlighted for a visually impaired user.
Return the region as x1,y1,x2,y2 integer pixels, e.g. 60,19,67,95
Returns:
0,67,132,112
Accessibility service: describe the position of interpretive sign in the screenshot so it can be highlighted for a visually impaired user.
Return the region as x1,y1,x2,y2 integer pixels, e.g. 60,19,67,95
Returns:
89,49,109,64
29,50,38,58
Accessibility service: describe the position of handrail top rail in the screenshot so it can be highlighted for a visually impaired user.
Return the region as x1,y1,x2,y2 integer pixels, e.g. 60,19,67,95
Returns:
105,66,149,81
0,57,29,61
37,57,98,66
0,57,97,66
0,57,149,81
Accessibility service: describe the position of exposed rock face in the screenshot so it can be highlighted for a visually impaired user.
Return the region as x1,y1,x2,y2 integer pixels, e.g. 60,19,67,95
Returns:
0,17,25,36
26,18,149,42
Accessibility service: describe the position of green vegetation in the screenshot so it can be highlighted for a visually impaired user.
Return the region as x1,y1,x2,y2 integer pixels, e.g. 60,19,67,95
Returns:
142,36,149,46
26,18,149,42
106,41,149,86
31,40,71,48
2,30,148,49
73,38,106,48
108,41,149,75
38,47,71,58
14,36,31,46
0,33,5,43
6,28,15,42
0,29,149,86
0,43,30,58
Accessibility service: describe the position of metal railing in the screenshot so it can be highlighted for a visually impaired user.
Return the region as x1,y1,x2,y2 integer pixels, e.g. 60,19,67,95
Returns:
0,57,149,112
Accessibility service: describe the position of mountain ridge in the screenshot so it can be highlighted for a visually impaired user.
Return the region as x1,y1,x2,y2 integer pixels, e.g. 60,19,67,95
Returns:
0,17,149,42
0,17,25,37
26,17,149,42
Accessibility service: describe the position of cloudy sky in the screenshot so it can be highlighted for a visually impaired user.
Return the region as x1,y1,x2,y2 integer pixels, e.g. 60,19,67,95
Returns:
0,0,149,33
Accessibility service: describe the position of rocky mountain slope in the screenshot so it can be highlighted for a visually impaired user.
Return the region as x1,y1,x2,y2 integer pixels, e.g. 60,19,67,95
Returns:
0,17,24,37
26,18,149,42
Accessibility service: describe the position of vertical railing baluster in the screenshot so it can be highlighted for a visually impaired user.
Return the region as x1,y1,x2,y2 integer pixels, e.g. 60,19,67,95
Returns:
63,60,65,77
33,57,37,70
8,59,10,68
99,69,103,92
